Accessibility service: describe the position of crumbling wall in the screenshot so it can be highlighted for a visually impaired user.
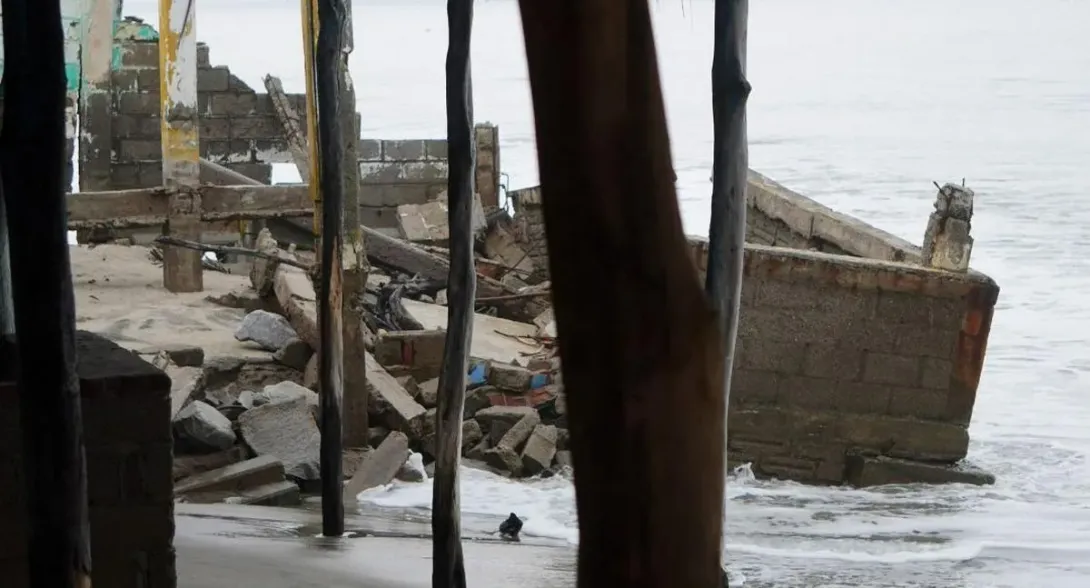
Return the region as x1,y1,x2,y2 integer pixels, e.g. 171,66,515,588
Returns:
686,239,998,483
0,332,174,587
101,37,303,188
95,34,501,236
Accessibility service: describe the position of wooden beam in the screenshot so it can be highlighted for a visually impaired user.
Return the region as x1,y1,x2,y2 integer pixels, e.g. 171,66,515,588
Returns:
65,184,314,229
264,75,313,185
300,0,322,236
516,1,727,587
159,0,202,292
2,0,94,583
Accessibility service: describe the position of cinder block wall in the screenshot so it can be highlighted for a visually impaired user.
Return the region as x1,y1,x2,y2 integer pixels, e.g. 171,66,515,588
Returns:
105,38,302,188
0,332,174,587
98,35,502,234
510,174,999,484
686,240,998,483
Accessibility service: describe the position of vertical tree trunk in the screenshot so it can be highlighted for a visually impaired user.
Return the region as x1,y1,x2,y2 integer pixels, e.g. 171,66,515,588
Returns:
431,0,475,585
1,0,93,585
314,0,349,537
704,2,751,582
516,1,727,586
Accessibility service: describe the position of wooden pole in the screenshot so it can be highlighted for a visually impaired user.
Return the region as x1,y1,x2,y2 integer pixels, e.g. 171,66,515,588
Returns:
300,0,322,236
158,0,203,292
705,1,750,582
431,0,475,583
314,0,348,537
337,4,371,449
515,0,727,586
0,178,14,380
1,0,93,584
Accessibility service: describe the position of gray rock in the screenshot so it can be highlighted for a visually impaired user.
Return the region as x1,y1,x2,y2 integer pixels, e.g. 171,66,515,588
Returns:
238,397,321,481
416,377,439,408
255,381,320,424
273,338,313,370
173,400,237,451
521,424,558,475
237,390,255,409
235,310,299,352
483,445,522,477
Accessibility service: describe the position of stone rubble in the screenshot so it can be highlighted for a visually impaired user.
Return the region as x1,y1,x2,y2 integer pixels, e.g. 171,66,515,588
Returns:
154,213,995,510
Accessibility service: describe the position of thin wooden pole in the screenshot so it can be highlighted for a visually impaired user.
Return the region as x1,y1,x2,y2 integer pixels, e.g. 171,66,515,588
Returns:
300,0,322,236
705,2,751,582
1,0,93,584
0,177,14,381
314,0,348,537
515,0,727,586
431,0,475,583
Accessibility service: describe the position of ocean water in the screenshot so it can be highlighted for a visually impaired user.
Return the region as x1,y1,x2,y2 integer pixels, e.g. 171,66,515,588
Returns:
120,0,1090,585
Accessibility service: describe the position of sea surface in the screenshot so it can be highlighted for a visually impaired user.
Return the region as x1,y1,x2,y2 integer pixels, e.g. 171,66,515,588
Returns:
122,0,1090,585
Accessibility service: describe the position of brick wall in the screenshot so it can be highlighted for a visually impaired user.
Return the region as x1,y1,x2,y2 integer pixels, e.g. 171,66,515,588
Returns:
0,332,174,587
685,240,998,483
357,138,449,230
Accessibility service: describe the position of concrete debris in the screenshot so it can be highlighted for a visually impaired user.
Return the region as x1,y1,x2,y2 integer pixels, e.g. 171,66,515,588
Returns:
396,452,428,483
365,352,427,435
922,182,975,273
345,431,410,499
554,450,573,469
521,424,558,475
238,397,321,481
234,309,299,352
489,362,533,392
483,445,523,477
173,400,237,452
168,365,205,420
475,406,536,445
173,446,246,482
175,454,285,496
249,228,282,296
273,337,313,371
273,265,319,348
396,193,486,245
303,353,318,390
255,380,319,412
416,377,439,408
497,412,541,452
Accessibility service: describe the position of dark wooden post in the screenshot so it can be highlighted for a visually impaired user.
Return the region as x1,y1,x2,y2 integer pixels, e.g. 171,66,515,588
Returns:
0,177,14,380
516,0,727,586
705,0,751,386
432,0,475,584
1,0,94,585
314,0,349,536
705,2,751,583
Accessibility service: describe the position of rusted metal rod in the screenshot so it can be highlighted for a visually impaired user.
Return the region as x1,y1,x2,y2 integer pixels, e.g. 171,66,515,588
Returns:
431,0,475,584
1,0,93,584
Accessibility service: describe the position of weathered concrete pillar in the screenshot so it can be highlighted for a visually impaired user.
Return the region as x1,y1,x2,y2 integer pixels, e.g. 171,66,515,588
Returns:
921,182,974,273
475,123,500,211
158,0,203,292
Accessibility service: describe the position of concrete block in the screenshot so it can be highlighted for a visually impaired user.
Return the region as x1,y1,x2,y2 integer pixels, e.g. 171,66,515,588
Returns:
238,397,321,481
845,454,993,487
175,454,285,495
497,412,540,451
345,431,410,499
365,352,427,435
488,362,533,391
382,139,426,161
198,66,231,92
521,424,557,475
273,266,318,348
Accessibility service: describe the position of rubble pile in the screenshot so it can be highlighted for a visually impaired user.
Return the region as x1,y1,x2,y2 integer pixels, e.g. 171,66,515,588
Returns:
160,211,568,506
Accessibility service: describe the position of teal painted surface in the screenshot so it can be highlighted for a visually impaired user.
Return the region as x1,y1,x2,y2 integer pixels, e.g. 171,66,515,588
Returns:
111,20,160,71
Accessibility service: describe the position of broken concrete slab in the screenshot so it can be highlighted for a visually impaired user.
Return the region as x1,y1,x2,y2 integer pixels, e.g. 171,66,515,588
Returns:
488,362,533,391
532,308,556,339
415,377,439,408
249,228,282,296
235,310,299,352
273,265,318,349
396,375,420,400
345,431,410,500
168,365,205,420
474,406,536,444
273,337,313,371
401,299,540,364
173,446,247,482
175,455,286,496
845,454,996,487
482,218,535,278
482,445,522,477
497,412,541,451
238,397,321,481
174,400,237,451
396,194,486,245
365,352,427,435
521,424,557,475
255,381,319,408
230,480,302,506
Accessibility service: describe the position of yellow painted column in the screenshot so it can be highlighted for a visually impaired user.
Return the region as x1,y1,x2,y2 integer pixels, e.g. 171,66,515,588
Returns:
159,0,203,292
300,0,322,236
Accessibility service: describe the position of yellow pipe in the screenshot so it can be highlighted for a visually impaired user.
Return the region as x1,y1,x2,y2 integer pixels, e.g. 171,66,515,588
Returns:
300,0,322,236
158,0,200,185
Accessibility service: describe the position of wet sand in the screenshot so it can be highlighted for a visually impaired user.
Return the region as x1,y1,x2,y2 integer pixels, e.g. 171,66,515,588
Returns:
175,503,576,588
